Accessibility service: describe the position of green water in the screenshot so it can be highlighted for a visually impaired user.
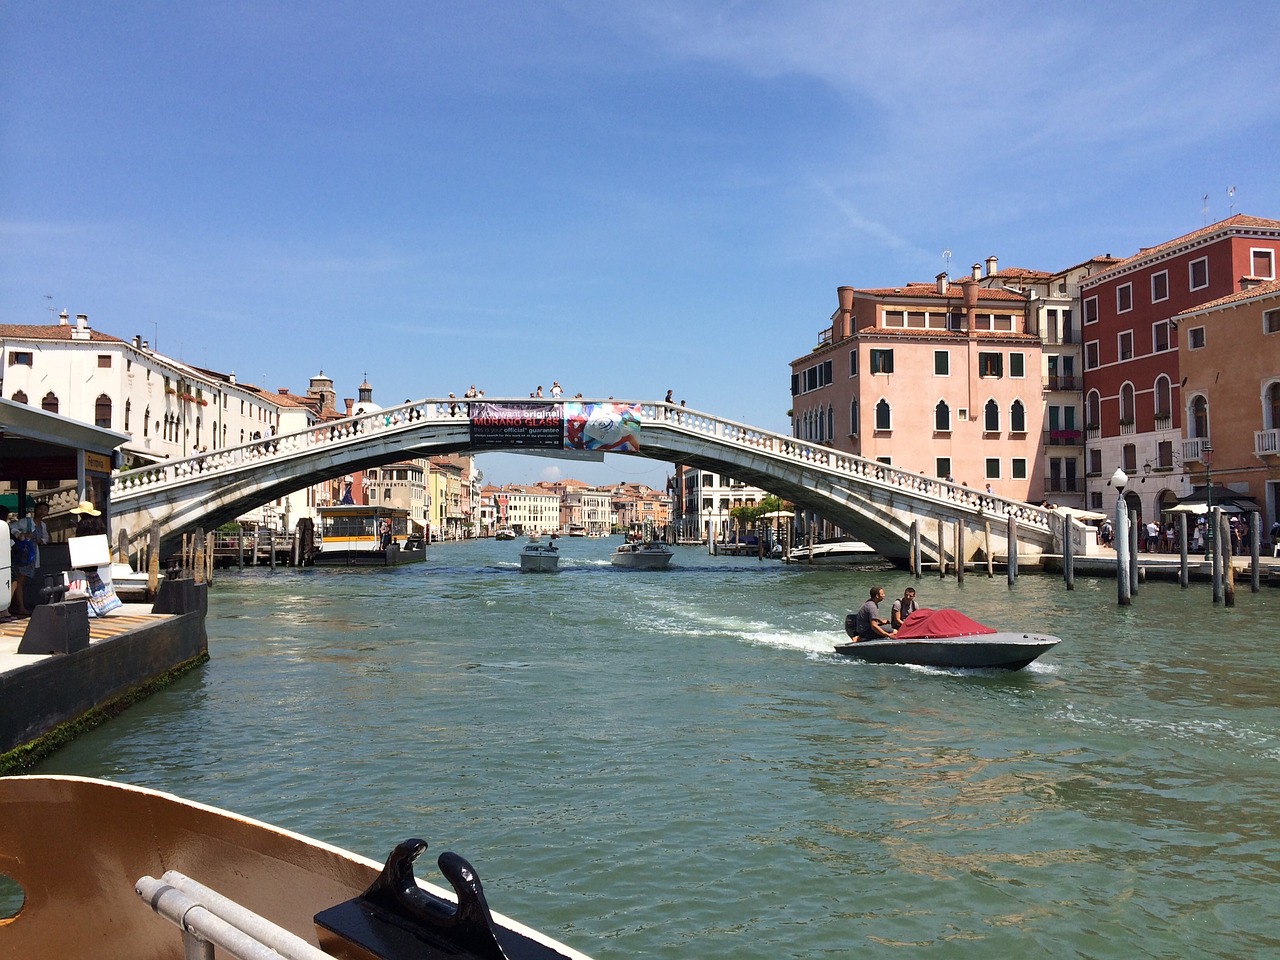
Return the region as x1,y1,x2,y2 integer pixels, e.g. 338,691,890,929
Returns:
32,539,1280,958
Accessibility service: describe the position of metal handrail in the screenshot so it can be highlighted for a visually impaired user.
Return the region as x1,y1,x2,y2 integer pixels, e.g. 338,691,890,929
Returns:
137,870,333,960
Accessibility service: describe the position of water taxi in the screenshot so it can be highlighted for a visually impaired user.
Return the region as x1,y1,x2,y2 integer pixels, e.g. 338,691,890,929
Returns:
314,505,425,566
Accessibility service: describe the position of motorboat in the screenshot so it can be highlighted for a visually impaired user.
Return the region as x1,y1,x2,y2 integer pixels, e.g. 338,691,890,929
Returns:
519,537,560,573
835,607,1060,670
610,540,674,569
494,527,517,541
786,539,878,564
0,774,594,960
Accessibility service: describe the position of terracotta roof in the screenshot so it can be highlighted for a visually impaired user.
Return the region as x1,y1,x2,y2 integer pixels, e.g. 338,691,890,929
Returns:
1089,214,1280,280
0,323,125,343
856,282,1029,302
982,267,1053,280
1175,277,1280,316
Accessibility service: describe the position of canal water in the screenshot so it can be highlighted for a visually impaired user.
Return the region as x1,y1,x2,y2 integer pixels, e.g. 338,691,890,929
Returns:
30,538,1280,958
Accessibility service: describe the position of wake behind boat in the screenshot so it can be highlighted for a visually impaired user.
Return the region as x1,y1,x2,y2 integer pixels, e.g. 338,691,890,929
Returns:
610,539,674,569
0,775,594,960
835,607,1060,670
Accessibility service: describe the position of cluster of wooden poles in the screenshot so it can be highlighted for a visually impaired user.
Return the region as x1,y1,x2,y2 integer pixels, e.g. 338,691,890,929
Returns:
903,510,1265,607
904,515,1026,586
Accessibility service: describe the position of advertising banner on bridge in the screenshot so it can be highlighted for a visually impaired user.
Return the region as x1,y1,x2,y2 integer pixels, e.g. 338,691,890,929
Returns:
468,402,562,449
564,402,642,453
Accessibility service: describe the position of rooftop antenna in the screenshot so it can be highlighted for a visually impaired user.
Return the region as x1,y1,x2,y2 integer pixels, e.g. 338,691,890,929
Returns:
1202,193,1210,225
1228,185,1237,216
942,249,952,276
44,294,53,322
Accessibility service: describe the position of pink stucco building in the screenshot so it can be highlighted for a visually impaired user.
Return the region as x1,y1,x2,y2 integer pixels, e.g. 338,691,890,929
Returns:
790,272,1046,499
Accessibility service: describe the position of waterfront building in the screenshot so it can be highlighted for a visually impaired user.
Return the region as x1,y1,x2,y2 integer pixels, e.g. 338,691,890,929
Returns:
609,481,672,536
970,255,1120,509
1173,277,1280,525
544,479,612,536
790,274,1046,499
362,460,429,537
427,457,467,540
485,483,561,535
671,466,772,542
1078,214,1280,524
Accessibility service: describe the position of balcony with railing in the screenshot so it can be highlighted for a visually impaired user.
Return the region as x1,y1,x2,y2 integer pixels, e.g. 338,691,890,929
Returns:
1153,412,1172,430
1182,436,1212,463
1043,375,1082,392
1043,428,1084,448
1256,428,1280,457
1119,420,1136,436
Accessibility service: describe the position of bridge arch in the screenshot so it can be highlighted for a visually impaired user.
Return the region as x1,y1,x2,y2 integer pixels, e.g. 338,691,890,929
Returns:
111,398,1062,565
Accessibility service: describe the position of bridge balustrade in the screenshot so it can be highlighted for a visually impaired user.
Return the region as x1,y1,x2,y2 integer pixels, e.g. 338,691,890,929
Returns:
645,401,1051,532
110,397,1055,560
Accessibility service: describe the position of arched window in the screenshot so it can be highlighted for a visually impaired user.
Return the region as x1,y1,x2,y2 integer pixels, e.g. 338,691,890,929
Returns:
984,398,1000,432
1190,395,1209,438
827,405,834,442
1267,382,1280,430
124,399,132,432
1154,375,1172,420
143,406,150,437
41,392,58,414
94,394,112,429
849,399,859,436
1086,389,1101,428
935,400,951,432
11,390,27,404
875,399,891,431
1010,399,1026,433
1120,382,1136,423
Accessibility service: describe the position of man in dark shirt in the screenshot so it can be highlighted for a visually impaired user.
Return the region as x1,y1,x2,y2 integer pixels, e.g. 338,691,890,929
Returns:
891,587,918,629
851,586,895,641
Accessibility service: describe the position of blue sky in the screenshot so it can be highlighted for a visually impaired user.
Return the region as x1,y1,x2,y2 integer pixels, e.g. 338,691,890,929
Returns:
4,1,1278,489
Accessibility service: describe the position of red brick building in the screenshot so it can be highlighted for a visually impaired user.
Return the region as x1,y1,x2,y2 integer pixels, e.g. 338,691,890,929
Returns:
1079,214,1280,520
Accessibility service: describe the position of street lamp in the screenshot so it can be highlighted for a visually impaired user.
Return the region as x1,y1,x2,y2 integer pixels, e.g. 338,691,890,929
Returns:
1111,467,1131,605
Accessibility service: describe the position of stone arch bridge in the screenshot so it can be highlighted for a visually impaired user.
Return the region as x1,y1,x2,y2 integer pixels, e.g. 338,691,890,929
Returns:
111,398,1071,567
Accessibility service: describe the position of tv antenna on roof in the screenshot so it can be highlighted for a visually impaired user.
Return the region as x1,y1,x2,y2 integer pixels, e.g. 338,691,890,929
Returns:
1202,193,1210,225
1228,185,1237,216
942,249,952,273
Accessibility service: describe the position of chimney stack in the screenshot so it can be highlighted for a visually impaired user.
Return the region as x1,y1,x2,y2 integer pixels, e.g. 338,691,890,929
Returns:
936,272,949,295
985,256,998,277
971,263,982,281
836,285,855,339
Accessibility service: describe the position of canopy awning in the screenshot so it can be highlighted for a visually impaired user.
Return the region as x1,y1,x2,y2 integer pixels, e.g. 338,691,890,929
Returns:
1169,484,1260,514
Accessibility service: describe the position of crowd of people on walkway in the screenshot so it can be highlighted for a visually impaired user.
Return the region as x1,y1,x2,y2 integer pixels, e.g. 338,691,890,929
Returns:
1098,514,1280,557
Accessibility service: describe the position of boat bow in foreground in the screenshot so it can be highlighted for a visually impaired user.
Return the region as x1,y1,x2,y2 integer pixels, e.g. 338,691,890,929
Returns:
0,775,593,960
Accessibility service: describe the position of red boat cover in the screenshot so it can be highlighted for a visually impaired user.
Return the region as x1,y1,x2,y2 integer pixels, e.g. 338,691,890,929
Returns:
894,608,997,639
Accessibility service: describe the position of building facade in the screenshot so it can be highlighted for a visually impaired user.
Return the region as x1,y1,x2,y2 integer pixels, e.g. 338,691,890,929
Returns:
1078,214,1280,523
671,466,769,542
790,275,1045,499
1173,277,1280,526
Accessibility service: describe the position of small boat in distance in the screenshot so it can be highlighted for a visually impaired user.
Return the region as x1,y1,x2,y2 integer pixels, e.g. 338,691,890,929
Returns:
835,608,1060,671
610,539,674,570
494,526,517,541
786,538,878,564
519,537,560,573
0,775,595,960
